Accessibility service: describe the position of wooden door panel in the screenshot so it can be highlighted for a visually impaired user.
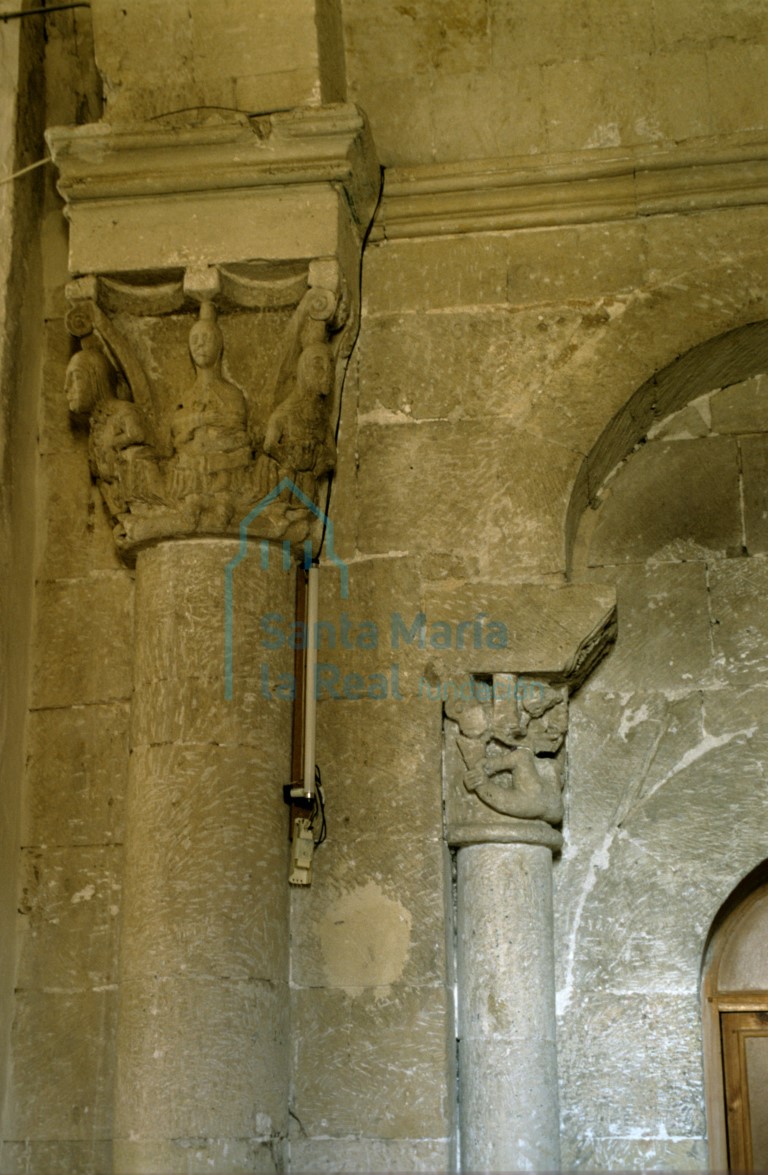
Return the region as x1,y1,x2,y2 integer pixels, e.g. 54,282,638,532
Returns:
722,1010,768,1171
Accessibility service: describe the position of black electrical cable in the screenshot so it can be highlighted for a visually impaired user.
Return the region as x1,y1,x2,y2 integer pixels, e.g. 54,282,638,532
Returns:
0,4,90,22
310,765,327,846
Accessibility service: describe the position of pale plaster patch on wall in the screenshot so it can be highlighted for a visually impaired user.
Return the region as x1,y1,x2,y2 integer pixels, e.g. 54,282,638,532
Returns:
70,884,96,904
318,880,412,990
617,702,650,741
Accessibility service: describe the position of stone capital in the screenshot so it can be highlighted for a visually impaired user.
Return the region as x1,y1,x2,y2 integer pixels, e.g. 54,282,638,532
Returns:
441,584,616,851
48,103,379,559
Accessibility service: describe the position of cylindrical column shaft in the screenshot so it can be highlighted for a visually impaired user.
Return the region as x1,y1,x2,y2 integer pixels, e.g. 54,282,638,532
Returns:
113,539,294,1175
457,842,561,1172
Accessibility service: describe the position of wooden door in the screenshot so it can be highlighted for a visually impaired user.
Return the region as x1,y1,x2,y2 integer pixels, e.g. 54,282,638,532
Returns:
721,1010,768,1171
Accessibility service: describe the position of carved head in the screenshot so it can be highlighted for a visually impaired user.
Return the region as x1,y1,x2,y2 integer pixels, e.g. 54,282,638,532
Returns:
521,686,568,755
189,303,223,370
297,343,332,397
65,348,114,416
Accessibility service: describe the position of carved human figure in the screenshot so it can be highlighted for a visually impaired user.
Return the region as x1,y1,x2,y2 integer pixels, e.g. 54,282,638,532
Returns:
65,346,114,421
65,346,165,535
447,678,568,826
464,745,564,824
263,341,336,499
171,302,251,528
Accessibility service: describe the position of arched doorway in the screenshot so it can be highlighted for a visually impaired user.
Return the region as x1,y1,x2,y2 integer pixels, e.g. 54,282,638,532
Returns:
704,874,768,1172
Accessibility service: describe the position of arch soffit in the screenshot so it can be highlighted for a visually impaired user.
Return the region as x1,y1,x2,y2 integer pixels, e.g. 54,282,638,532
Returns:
535,251,768,573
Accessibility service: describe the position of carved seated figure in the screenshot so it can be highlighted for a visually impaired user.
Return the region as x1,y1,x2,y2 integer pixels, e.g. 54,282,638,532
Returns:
464,744,564,824
170,302,252,529
263,341,336,501
65,346,165,530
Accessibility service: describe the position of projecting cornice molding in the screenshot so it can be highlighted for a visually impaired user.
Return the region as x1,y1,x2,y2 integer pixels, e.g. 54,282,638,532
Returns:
47,104,378,218
372,134,768,240
45,104,380,274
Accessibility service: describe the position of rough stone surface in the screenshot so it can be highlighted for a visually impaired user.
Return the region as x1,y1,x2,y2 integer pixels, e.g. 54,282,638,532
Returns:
114,544,294,1170
564,1136,708,1172
112,1138,282,1175
17,845,121,990
0,1141,113,1175
345,0,768,166
291,985,453,1140
356,418,581,575
5,989,117,1140
23,702,128,848
291,699,448,990
5,1,768,1171
288,1138,452,1172
0,16,45,1146
579,562,717,694
457,843,560,1172
91,0,345,122
741,435,768,554
31,572,134,709
589,437,742,564
708,556,768,684
356,307,584,424
560,993,707,1139
561,374,768,1165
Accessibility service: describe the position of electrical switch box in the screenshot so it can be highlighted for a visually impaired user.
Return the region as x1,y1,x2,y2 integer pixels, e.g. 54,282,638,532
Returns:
289,817,314,886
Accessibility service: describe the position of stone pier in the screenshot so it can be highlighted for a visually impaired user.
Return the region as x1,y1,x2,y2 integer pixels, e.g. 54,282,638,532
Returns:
46,4,378,1166
113,540,294,1173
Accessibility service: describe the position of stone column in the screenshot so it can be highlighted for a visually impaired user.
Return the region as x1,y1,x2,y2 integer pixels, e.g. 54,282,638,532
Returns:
455,832,562,1172
46,25,378,1164
114,539,294,1174
444,673,569,1173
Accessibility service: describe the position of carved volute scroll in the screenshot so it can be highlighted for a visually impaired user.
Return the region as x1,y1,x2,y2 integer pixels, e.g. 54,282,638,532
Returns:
443,673,569,850
64,262,347,558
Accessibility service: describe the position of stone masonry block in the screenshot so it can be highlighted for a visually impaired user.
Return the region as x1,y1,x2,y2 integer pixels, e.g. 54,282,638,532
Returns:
291,831,449,989
37,451,121,579
116,975,288,1141
288,1138,452,1173
588,436,742,565
580,562,717,694
356,419,580,576
31,573,134,708
17,845,121,990
23,702,129,846
356,307,583,425
292,985,453,1139
120,743,288,982
741,435,768,554
6,988,116,1139
559,992,706,1141
709,556,768,684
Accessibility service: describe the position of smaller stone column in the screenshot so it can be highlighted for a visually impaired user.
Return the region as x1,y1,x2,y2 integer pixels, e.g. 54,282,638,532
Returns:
445,674,567,1172
456,831,561,1172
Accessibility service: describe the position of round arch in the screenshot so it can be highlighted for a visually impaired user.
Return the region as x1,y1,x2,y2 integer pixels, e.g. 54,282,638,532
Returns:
534,247,768,575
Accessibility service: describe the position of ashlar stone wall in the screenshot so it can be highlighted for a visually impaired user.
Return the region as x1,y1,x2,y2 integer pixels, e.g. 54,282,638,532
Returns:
0,9,46,1156
343,0,768,166
559,372,768,1170
305,193,768,1168
0,10,115,1174
2,1,768,1172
